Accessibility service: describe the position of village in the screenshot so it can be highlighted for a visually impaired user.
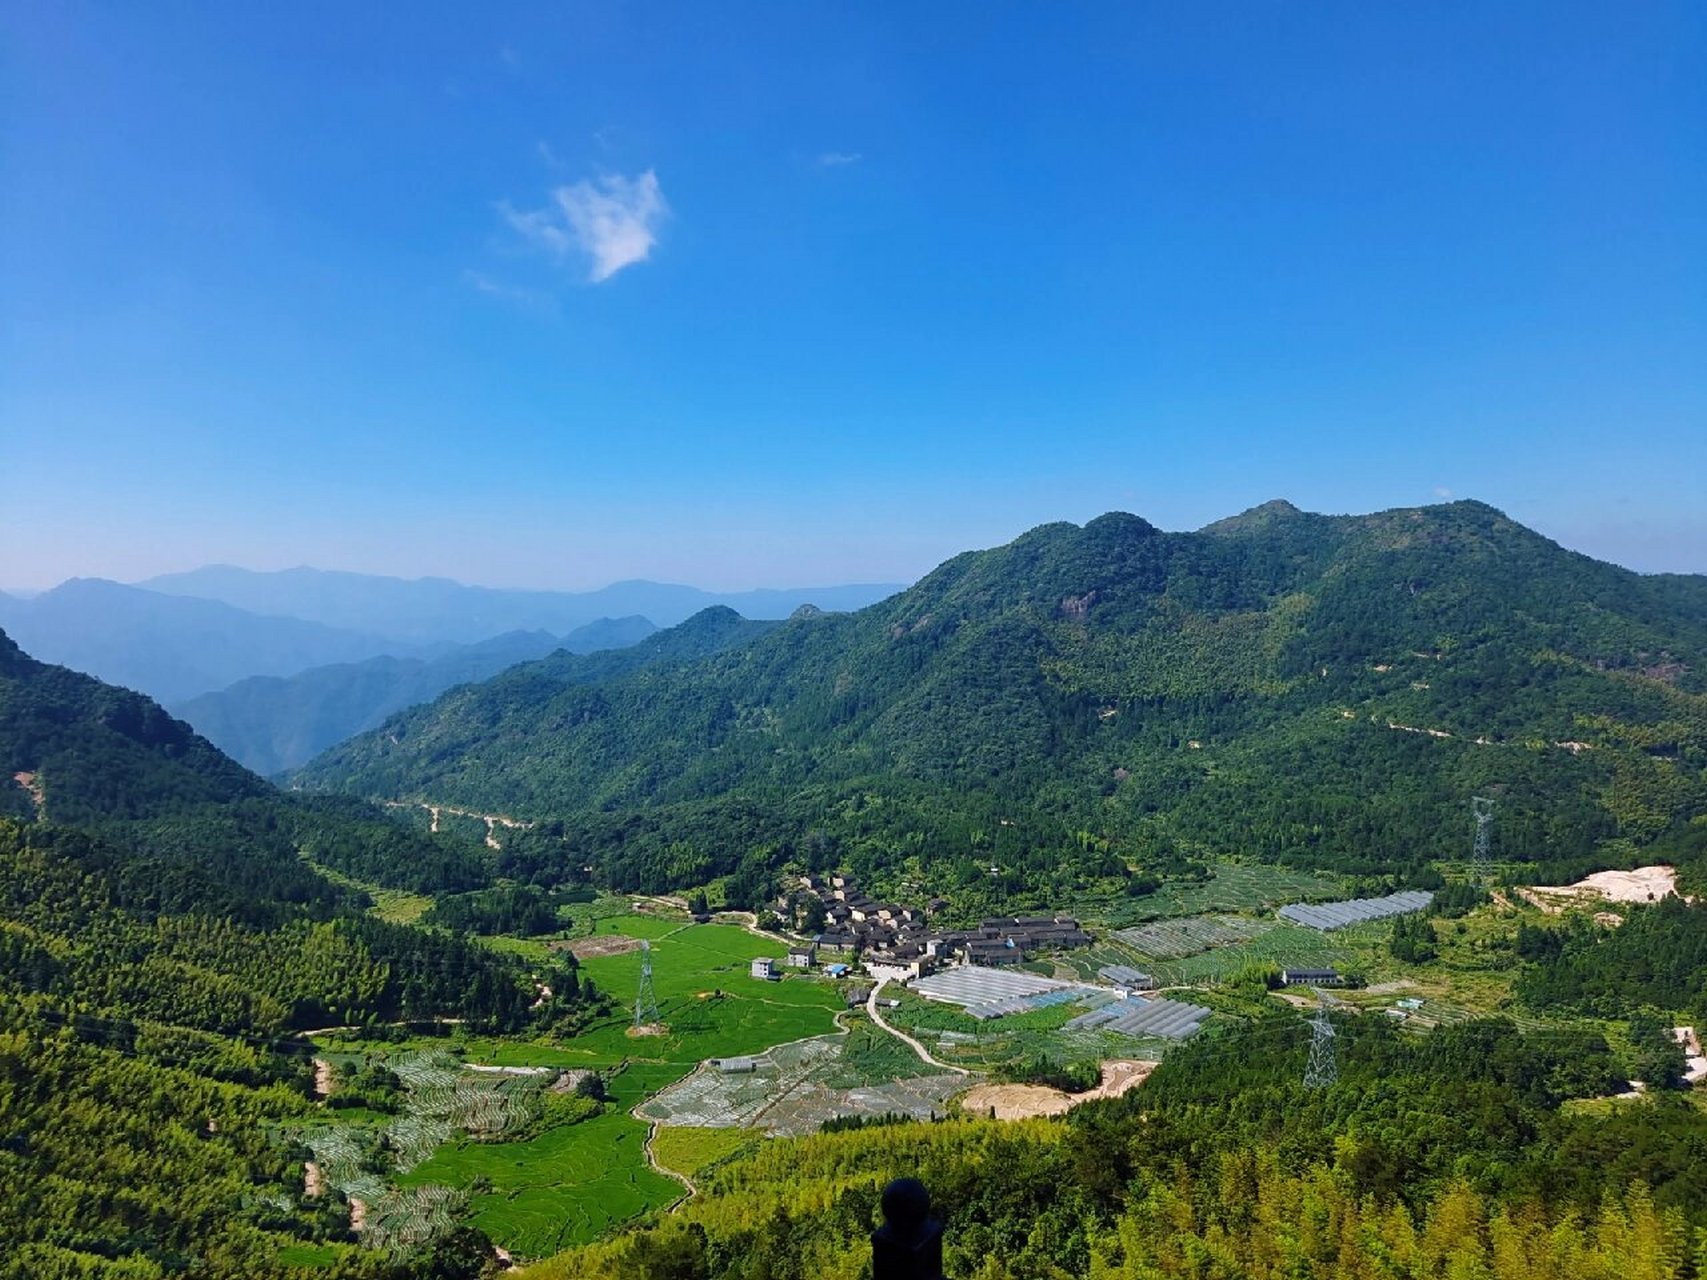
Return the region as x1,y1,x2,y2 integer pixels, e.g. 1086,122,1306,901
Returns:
751,873,1093,983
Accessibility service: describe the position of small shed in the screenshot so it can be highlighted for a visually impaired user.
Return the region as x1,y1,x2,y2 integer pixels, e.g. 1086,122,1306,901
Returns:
825,963,850,978
715,1057,757,1074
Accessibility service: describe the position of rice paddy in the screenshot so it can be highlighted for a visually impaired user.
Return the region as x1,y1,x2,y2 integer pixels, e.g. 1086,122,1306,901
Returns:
309,916,850,1260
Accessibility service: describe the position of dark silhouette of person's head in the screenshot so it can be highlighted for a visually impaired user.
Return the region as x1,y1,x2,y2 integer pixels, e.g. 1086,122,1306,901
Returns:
872,1177,944,1280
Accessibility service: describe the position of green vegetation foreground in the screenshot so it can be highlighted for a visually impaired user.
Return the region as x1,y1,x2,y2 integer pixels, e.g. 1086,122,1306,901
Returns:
531,1016,1707,1280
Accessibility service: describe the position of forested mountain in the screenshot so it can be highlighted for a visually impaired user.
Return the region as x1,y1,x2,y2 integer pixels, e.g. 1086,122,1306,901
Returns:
139,563,905,644
298,501,1707,905
173,615,658,775
0,577,419,703
0,625,597,1276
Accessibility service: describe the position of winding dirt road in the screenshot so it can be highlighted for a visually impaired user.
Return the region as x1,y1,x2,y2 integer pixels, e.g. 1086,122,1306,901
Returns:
866,980,969,1075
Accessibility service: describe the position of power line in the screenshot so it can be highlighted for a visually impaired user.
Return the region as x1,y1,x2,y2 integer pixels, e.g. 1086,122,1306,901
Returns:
634,940,660,1030
1471,796,1496,884
1303,991,1338,1089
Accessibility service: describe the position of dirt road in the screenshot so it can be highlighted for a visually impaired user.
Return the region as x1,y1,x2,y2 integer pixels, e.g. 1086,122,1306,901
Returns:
866,981,969,1075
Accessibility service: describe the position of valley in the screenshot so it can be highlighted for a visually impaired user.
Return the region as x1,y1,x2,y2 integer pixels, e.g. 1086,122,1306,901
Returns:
3,501,1707,1280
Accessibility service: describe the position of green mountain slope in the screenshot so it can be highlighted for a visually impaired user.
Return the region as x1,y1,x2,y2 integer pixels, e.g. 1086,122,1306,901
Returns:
0,628,596,1277
297,502,1707,903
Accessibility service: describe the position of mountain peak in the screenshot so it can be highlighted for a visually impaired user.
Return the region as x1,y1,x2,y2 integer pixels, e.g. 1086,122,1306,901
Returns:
1200,498,1304,536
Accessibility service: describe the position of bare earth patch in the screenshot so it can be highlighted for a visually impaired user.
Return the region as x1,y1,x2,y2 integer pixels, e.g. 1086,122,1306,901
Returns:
1525,865,1682,912
12,771,42,815
1675,1027,1707,1085
628,1022,668,1038
312,1057,333,1101
960,1059,1158,1121
304,1160,324,1198
554,934,645,959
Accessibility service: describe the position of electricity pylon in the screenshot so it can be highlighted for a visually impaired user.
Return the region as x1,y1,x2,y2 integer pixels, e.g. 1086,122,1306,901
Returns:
634,940,660,1029
1303,992,1337,1089
1471,796,1496,883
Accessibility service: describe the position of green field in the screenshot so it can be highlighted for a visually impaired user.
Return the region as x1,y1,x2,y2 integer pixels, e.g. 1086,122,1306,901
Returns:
1083,862,1347,926
826,1016,938,1087
1063,918,1360,987
315,917,844,1259
398,1067,679,1257
649,1126,761,1181
274,1243,347,1269
561,917,843,1067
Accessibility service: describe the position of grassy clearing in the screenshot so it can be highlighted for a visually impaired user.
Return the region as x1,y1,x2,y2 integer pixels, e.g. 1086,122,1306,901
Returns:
399,1066,678,1258
559,918,842,1066
299,855,441,926
275,1242,346,1268
649,1126,761,1181
369,888,434,925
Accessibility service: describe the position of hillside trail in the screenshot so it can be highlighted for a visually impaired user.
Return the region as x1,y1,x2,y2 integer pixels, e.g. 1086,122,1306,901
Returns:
380,799,534,850
867,980,969,1075
643,1120,697,1207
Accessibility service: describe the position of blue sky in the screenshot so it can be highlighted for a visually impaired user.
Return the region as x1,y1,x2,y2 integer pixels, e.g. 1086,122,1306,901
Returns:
3,2,1703,591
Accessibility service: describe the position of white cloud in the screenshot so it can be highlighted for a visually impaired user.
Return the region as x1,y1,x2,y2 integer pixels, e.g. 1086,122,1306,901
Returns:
502,170,667,283
818,151,862,167
1433,486,1454,499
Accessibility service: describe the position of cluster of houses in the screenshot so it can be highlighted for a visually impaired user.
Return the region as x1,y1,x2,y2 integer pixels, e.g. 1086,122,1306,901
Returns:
774,874,1092,982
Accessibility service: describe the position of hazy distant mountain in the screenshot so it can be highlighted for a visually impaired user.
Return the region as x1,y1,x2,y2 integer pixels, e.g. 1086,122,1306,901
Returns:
0,579,417,704
173,615,657,775
136,565,906,645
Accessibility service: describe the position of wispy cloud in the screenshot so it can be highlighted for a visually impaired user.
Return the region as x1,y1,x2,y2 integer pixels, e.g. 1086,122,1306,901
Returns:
502,170,667,283
817,151,862,167
461,270,555,313
1433,485,1454,499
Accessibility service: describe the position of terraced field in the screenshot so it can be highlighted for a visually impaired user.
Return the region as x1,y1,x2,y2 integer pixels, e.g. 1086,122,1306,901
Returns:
1086,862,1345,926
1113,914,1274,958
398,1066,677,1257
638,1034,967,1135
311,917,847,1260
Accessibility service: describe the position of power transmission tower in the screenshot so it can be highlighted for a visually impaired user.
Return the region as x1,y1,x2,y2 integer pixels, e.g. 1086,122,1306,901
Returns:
1303,993,1337,1089
634,940,660,1030
1471,796,1496,883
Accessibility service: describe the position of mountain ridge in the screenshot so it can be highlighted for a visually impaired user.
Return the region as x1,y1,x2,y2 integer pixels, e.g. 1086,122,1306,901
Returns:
0,577,425,705
171,615,659,775
295,500,1707,909
137,564,907,644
